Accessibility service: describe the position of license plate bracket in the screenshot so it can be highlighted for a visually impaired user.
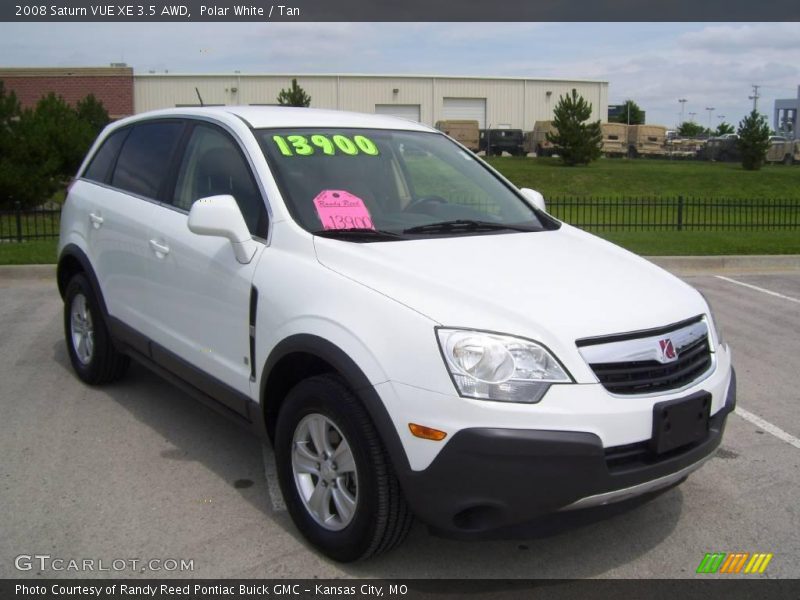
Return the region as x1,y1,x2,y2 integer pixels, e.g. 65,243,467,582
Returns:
651,392,711,454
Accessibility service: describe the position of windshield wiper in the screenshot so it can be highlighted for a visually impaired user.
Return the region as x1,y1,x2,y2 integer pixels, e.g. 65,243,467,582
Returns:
312,228,405,241
402,220,535,235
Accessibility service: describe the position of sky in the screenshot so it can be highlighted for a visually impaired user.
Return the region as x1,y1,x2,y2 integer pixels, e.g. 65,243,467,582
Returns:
1,21,799,129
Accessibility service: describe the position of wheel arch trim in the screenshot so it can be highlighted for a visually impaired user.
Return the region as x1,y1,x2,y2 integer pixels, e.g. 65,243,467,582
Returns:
57,244,109,320
260,334,411,473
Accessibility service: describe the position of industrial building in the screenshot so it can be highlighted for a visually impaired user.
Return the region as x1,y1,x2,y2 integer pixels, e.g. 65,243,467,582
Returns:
0,66,133,119
774,86,799,140
133,73,609,130
0,67,609,130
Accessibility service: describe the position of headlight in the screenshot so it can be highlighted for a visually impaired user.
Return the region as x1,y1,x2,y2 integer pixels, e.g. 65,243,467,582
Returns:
436,328,572,403
699,292,723,347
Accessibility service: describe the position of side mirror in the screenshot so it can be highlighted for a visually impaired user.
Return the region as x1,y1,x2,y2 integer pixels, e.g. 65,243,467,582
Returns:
520,187,547,213
187,194,257,264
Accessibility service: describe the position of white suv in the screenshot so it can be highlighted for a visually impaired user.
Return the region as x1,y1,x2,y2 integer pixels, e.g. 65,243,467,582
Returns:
58,107,735,562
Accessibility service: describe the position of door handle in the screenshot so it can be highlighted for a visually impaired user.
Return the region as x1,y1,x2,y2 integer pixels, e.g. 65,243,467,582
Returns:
89,212,104,228
149,239,170,256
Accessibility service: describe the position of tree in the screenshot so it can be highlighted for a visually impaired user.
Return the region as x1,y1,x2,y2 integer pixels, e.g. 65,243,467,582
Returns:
546,89,603,166
736,110,770,171
714,122,734,136
0,90,108,208
678,121,708,138
609,99,645,125
277,78,311,107
76,94,110,136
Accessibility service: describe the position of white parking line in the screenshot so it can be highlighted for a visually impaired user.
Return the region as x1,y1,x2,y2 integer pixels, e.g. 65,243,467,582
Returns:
261,444,287,512
735,407,800,450
715,275,800,305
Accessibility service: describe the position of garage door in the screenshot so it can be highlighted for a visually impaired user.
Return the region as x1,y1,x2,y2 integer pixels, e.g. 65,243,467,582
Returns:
442,98,487,129
375,104,421,122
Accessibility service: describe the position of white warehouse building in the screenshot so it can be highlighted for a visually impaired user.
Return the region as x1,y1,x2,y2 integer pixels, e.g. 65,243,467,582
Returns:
134,73,609,130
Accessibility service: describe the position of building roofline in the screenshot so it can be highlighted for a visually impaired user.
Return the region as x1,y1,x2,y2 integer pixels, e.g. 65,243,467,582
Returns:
134,72,608,84
0,67,132,77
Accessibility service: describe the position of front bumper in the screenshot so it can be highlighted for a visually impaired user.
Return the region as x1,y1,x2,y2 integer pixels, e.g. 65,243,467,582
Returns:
396,369,736,535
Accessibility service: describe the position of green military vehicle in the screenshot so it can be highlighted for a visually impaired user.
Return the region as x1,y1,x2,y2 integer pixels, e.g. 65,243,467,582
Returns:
697,135,741,162
479,128,525,156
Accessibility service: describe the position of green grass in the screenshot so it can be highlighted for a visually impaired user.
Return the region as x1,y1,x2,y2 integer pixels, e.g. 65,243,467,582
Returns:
486,157,800,199
1,159,798,263
596,231,800,256
0,240,58,265
0,210,61,240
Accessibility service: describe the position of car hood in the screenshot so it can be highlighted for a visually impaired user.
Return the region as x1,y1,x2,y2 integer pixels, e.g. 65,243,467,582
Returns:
313,225,707,350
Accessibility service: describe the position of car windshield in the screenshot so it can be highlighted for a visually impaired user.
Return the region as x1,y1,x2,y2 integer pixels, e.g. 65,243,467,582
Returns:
257,128,551,240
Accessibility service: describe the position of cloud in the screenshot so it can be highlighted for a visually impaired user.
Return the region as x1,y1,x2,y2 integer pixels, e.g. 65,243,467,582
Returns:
680,23,800,53
0,22,797,127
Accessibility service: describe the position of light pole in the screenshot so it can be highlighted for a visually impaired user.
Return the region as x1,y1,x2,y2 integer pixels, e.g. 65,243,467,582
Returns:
689,112,697,122
678,98,687,125
705,107,715,130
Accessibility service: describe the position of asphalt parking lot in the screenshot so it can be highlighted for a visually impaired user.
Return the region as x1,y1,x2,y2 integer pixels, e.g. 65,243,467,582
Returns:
1,265,798,579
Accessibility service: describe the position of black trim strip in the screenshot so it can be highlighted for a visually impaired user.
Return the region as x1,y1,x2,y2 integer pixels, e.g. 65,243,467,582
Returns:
249,285,258,381
575,315,704,348
108,316,252,420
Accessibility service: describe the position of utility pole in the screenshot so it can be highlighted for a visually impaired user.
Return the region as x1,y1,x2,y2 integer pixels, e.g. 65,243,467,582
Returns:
678,98,687,125
748,84,761,112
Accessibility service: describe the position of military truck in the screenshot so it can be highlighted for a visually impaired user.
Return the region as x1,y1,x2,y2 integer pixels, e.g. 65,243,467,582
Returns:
435,119,480,152
627,125,667,158
765,138,799,165
525,121,558,157
697,136,741,162
601,123,628,157
479,128,525,156
666,136,708,159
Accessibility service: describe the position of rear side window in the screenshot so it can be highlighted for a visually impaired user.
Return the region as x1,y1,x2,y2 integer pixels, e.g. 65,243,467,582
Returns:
83,128,129,183
111,121,184,199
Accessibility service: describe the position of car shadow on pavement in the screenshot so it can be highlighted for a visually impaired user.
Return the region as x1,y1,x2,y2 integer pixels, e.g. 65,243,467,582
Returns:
50,340,684,579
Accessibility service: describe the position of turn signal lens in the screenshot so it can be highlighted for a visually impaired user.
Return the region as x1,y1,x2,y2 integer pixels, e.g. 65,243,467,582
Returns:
408,423,447,441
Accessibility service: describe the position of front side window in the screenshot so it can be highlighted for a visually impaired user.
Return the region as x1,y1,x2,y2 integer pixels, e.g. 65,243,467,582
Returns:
258,128,552,240
111,121,184,199
172,124,267,237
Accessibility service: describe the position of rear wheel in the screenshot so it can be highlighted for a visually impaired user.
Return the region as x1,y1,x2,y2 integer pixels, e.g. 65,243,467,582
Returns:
784,154,793,166
275,374,412,561
63,273,129,384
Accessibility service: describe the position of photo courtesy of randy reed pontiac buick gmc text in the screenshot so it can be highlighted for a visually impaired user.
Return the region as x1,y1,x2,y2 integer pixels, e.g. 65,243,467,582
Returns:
57,106,735,561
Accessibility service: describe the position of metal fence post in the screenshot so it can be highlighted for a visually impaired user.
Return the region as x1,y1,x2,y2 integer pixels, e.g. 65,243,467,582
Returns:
677,196,684,231
15,201,23,242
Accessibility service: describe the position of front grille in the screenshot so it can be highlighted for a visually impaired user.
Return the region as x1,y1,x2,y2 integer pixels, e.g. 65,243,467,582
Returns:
590,335,712,395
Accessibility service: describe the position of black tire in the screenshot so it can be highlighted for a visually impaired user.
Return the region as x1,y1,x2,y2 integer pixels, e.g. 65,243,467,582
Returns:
784,154,793,166
275,374,413,562
63,273,129,385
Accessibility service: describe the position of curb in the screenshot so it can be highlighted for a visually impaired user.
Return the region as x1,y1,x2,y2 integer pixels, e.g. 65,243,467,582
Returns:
0,264,57,280
645,255,800,274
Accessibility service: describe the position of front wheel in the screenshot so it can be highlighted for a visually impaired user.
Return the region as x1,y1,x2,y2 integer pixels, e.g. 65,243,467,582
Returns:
274,374,412,561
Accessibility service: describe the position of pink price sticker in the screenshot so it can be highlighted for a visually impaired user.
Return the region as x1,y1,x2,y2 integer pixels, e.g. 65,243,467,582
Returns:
313,190,375,231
